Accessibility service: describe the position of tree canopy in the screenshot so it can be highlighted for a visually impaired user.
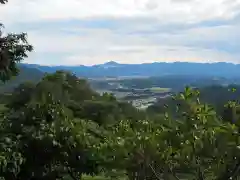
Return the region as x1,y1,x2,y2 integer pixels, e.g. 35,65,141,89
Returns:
0,0,33,82
2,71,240,179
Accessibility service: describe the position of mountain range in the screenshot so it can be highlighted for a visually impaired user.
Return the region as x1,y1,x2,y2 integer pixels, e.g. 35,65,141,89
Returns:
1,61,240,93
21,61,240,78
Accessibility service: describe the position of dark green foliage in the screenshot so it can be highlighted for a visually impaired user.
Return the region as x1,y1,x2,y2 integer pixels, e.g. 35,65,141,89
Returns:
99,87,240,180
0,33,33,82
0,65,44,93
0,1,33,82
6,81,36,110
76,100,119,125
148,85,240,119
6,71,142,125
1,96,100,180
3,67,240,180
0,65,143,179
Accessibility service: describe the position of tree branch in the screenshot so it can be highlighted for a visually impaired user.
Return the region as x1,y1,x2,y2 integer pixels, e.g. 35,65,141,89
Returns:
0,0,8,4
217,160,240,180
148,162,162,180
68,168,81,180
138,151,180,180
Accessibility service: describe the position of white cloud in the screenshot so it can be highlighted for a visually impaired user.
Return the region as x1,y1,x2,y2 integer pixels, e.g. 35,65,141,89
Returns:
22,23,240,65
1,0,240,24
1,0,240,65
65,45,239,66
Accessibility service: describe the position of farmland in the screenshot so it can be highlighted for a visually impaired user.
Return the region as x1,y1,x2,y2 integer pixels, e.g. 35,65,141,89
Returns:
89,77,173,109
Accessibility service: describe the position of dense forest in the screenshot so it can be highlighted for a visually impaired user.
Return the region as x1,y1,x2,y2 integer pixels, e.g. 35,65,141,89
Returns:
2,1,240,180
2,70,240,180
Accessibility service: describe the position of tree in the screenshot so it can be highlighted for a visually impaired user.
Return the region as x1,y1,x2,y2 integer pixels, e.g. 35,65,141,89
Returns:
6,81,36,110
1,90,101,180
0,0,33,82
0,1,35,179
0,70,117,179
100,87,240,180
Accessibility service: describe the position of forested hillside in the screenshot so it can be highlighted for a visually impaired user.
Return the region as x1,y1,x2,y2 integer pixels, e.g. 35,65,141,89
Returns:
148,84,240,112
2,71,240,180
0,65,44,93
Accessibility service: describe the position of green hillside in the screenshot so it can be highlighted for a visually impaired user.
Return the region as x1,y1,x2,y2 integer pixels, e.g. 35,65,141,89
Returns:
147,84,240,115
1,64,240,180
0,65,44,93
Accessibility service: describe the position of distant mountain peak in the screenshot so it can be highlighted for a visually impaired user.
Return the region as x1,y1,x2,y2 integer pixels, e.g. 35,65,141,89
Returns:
97,61,121,69
103,61,119,66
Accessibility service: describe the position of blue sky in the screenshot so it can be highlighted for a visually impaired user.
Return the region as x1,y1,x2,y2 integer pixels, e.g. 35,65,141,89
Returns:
1,0,240,65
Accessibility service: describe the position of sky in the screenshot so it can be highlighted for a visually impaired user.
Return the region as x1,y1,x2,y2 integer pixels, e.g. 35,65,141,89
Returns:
0,0,240,66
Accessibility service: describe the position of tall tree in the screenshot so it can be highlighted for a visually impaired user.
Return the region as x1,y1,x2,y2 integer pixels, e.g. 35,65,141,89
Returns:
0,0,33,82
0,1,35,179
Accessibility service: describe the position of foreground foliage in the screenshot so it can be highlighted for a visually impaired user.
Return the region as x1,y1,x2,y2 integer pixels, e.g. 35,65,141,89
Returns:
2,71,239,179
99,87,240,179
0,0,33,82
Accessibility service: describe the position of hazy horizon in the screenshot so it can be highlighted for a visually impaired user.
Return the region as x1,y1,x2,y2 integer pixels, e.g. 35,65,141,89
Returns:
1,0,240,66
22,60,240,67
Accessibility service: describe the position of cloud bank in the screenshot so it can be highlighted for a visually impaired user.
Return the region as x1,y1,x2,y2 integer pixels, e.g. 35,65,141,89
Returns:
0,0,240,65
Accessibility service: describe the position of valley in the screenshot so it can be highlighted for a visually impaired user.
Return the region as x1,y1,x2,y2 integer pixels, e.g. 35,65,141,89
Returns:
89,77,172,109
88,74,240,109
